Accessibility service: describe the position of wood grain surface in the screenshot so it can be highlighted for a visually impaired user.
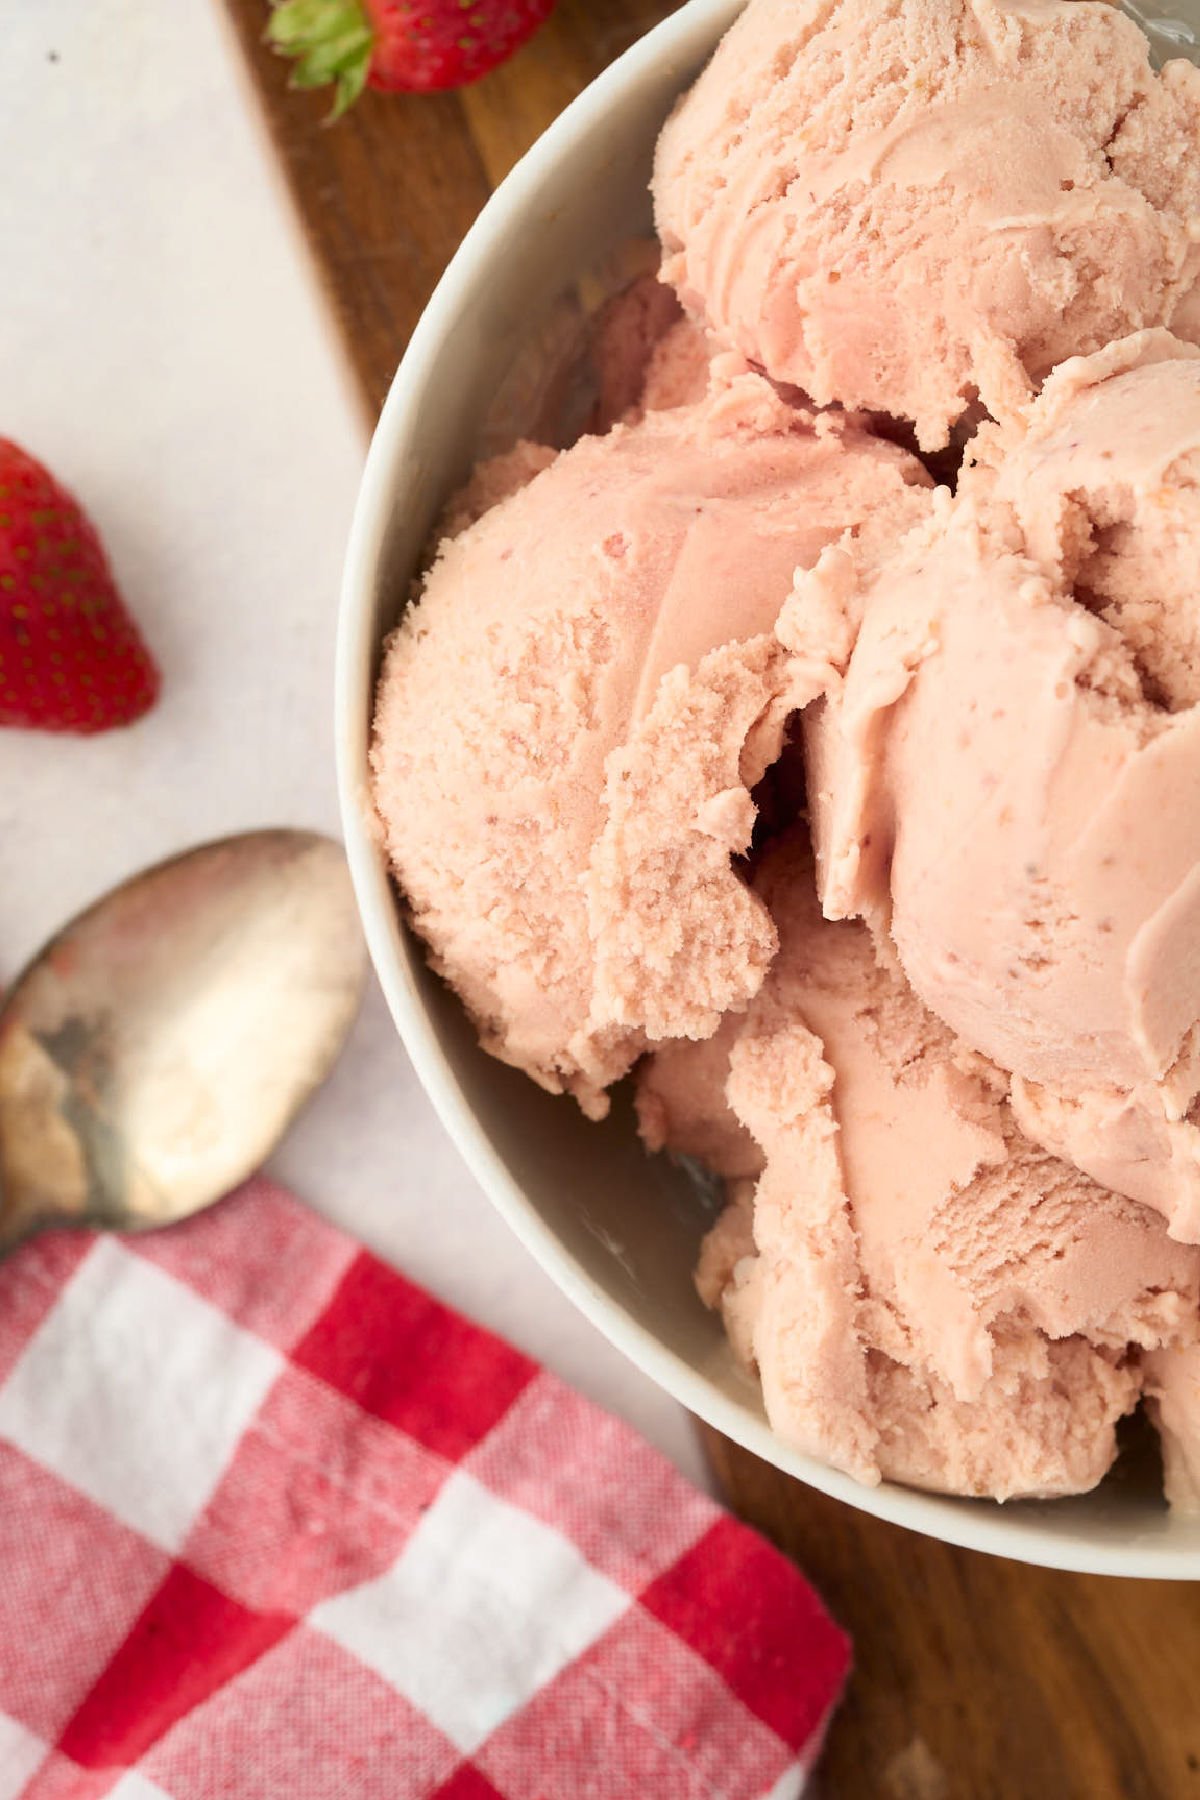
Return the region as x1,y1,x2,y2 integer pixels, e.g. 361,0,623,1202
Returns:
219,0,684,424
219,3,1200,1793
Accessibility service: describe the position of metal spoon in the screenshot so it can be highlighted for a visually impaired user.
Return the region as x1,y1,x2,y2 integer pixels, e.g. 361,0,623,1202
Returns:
1121,1,1199,66
0,830,368,1256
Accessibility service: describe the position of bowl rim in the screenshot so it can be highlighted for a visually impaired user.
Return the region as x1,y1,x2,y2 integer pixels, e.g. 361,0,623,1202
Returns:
335,0,1200,1580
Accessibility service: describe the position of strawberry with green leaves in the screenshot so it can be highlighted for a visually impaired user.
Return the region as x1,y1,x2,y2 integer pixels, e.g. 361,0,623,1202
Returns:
268,0,557,112
0,440,160,735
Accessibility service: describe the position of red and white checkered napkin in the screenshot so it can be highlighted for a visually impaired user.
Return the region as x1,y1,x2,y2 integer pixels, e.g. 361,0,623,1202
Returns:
0,1178,848,1800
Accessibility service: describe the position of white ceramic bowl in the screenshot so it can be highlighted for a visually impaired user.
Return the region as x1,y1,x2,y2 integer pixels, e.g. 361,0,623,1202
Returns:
336,0,1200,1578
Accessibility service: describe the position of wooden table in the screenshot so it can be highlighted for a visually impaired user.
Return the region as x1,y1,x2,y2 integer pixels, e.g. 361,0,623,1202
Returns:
221,4,1200,1792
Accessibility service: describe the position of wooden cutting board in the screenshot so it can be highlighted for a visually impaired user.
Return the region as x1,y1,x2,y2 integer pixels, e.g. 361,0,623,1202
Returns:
220,4,1200,1793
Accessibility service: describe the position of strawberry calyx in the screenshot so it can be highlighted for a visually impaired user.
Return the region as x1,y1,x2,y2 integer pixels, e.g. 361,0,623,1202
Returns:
267,0,375,118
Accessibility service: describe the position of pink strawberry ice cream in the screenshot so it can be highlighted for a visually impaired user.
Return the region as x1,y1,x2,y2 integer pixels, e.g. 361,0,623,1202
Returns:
639,838,1200,1497
372,0,1200,1506
801,331,1200,1241
588,274,713,430
654,0,1200,448
372,360,930,1115
1147,1338,1200,1512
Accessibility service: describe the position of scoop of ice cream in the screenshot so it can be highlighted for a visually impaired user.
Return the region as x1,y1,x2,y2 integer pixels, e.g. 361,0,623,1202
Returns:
1146,1337,1200,1513
372,365,930,1115
637,1013,763,1180
588,274,690,433
970,329,1200,710
1009,1075,1200,1245
653,0,1200,449
796,333,1200,1238
639,836,1200,1499
639,317,715,415
439,440,558,540
451,277,711,516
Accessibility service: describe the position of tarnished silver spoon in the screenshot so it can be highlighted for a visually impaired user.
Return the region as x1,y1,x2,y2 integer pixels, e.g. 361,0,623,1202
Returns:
1121,1,1199,66
0,830,367,1256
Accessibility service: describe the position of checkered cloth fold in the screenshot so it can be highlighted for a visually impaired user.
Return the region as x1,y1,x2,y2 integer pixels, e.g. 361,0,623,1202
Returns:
0,1178,848,1799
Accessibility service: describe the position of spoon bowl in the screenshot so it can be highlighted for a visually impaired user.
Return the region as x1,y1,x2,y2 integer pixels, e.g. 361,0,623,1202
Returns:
0,829,367,1252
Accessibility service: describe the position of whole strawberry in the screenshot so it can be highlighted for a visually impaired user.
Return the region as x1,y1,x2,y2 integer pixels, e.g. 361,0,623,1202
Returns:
0,440,160,735
268,0,557,112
